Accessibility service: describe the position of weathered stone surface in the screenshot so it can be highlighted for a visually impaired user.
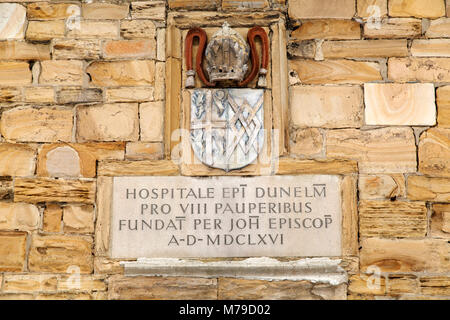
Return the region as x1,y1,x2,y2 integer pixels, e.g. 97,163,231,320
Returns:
105,87,154,103
359,200,427,238
82,3,129,19
290,20,360,40
26,20,65,41
364,83,436,126
0,41,50,60
389,0,445,18
66,21,119,39
1,107,73,143
418,128,450,177
326,128,417,173
53,39,101,60
24,87,55,103
125,142,164,160
121,20,156,39
109,276,217,300
95,176,112,256
322,40,408,58
291,60,381,84
276,158,358,175
0,293,34,300
290,128,323,158
0,179,13,201
364,18,421,38
140,101,164,141
222,0,269,10
94,257,123,275
219,278,346,300
426,18,450,38
289,0,355,19
103,40,156,59
131,1,165,20
0,202,40,231
290,85,363,128
0,88,20,102
387,275,418,295
58,274,106,292
0,62,31,86
358,174,406,200
40,61,83,86
0,144,35,177
412,40,450,57
36,293,94,300
168,0,218,9
0,3,26,40
287,41,316,59
357,0,387,18
43,203,62,233
14,178,96,204
360,238,449,273
38,143,124,178
56,88,102,104
348,274,386,295
63,205,94,234
3,274,57,293
431,204,450,238
76,104,139,142
420,276,450,296
388,58,450,82
28,235,93,273
87,61,155,86
0,231,27,272
408,176,450,202
437,86,450,127
98,160,179,176
27,2,77,19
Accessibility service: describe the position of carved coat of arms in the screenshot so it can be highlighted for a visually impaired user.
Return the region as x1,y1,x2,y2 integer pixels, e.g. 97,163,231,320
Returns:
185,22,269,171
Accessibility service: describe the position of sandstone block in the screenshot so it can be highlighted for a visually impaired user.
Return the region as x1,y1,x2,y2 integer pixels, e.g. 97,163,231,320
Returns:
131,1,165,20
322,40,408,58
40,60,83,86
38,143,124,178
289,0,355,19
14,178,96,204
275,159,358,175
53,39,101,60
103,40,156,59
0,231,27,272
105,87,154,103
121,20,156,39
76,104,139,142
290,128,323,158
140,101,164,141
0,202,40,231
26,20,65,41
125,142,164,160
418,128,450,177
357,0,387,18
359,200,427,238
108,276,217,300
412,40,450,57
0,62,31,86
388,57,450,82
436,86,450,127
0,106,73,143
0,88,20,102
27,2,77,19
222,0,269,10
3,274,57,293
98,160,179,176
82,3,129,19
287,41,316,59
290,20,360,40
28,235,93,273
24,87,55,103
290,60,381,84
358,174,406,200
63,205,94,234
420,276,450,296
0,41,50,60
66,21,119,39
364,83,436,126
56,88,102,104
363,18,421,38
427,18,450,38
94,257,123,275
389,0,445,18
58,275,106,292
87,60,155,86
0,179,13,201
431,204,450,238
290,85,363,128
0,4,26,40
169,0,218,10
360,238,449,273
43,203,62,233
387,275,418,295
407,175,450,202
348,274,386,295
0,144,36,177
326,128,416,173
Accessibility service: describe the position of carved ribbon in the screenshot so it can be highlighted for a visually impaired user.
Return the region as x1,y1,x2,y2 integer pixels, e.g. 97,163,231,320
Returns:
184,28,215,87
239,26,269,87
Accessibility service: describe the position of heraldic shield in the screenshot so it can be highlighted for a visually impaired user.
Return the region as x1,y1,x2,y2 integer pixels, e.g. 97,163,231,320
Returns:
190,88,264,171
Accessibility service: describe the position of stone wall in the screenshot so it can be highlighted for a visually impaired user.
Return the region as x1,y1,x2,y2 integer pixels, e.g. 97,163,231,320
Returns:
0,0,449,300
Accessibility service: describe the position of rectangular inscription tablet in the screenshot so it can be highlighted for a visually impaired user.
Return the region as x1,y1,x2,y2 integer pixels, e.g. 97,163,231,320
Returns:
110,175,342,258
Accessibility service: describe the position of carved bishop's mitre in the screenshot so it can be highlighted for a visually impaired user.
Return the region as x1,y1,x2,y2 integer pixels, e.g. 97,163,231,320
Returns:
204,23,250,83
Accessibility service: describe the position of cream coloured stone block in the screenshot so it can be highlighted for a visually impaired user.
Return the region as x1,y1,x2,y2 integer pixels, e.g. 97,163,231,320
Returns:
139,101,164,141
0,4,26,40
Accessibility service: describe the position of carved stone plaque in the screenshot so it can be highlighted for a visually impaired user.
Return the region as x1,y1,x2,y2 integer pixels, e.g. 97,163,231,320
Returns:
110,175,342,259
